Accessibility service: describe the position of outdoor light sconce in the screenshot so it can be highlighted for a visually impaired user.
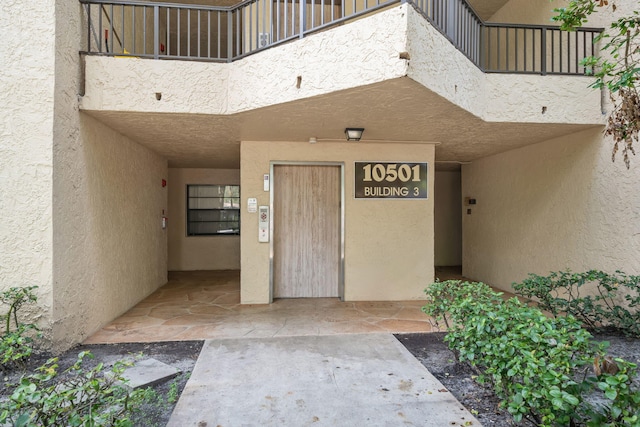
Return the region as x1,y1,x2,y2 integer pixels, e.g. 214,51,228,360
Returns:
345,128,364,141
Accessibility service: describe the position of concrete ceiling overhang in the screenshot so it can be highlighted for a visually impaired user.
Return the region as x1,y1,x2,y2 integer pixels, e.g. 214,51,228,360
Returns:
84,77,599,169
467,0,510,21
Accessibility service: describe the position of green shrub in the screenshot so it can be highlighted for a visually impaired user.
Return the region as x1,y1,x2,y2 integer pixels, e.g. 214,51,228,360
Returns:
1,287,159,426
0,351,150,427
423,280,640,426
1,286,40,371
513,270,640,337
422,279,503,330
582,358,640,426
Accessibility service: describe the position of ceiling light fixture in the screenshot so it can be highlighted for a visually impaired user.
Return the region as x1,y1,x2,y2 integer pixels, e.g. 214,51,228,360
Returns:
344,128,365,141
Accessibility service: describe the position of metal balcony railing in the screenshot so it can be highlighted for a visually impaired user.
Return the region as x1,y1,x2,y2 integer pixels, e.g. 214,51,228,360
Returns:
80,0,397,62
481,23,602,74
80,0,602,75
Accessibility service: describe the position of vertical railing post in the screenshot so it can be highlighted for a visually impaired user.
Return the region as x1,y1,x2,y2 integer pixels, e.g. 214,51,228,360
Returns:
541,27,547,75
446,0,455,43
479,24,485,71
299,0,305,39
86,4,92,53
154,5,160,59
99,5,103,52
227,11,233,62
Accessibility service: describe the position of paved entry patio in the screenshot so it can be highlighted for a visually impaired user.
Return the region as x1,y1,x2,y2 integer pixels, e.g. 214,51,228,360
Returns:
84,270,452,344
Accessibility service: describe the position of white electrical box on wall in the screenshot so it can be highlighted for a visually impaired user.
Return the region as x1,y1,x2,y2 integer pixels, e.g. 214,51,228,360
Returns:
258,206,269,243
247,198,257,213
258,33,271,48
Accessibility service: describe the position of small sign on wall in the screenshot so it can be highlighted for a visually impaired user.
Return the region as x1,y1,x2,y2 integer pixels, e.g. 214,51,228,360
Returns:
354,162,428,199
247,198,257,213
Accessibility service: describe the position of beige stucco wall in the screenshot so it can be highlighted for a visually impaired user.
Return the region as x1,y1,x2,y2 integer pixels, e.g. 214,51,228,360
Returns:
1,0,169,351
240,141,435,304
491,0,636,30
0,0,56,331
460,0,640,292
490,0,558,24
52,113,168,350
434,171,462,266
168,168,241,271
81,4,603,128
81,5,408,115
50,0,168,351
462,127,640,291
405,6,603,125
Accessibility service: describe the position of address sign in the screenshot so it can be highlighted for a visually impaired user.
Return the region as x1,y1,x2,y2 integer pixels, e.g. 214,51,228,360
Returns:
354,162,428,199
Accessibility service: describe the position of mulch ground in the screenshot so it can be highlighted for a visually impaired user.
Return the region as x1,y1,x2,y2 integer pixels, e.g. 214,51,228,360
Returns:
3,332,639,426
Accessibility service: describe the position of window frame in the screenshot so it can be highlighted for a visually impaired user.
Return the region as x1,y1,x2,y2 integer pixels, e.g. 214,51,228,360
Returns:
186,184,240,236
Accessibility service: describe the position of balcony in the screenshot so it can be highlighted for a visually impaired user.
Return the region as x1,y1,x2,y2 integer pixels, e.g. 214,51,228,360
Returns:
79,0,605,168
81,0,601,75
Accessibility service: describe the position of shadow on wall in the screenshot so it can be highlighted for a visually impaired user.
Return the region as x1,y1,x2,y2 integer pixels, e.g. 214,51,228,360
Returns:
460,127,620,292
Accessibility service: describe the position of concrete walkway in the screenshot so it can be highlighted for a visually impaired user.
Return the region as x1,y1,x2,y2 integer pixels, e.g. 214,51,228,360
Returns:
167,334,480,427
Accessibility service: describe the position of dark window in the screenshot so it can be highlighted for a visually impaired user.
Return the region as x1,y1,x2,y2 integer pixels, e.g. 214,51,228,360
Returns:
187,185,240,235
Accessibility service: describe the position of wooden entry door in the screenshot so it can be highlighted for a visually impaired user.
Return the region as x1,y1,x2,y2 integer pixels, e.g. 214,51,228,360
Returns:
273,165,341,298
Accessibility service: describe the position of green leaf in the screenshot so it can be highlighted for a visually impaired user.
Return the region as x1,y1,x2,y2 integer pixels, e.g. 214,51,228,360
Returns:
15,413,31,427
551,397,565,409
563,393,580,406
549,388,562,398
606,376,621,386
605,388,618,400
611,405,622,419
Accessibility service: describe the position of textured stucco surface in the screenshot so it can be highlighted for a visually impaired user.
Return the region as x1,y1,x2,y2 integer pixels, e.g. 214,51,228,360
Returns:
0,0,56,330
52,113,168,350
405,7,603,125
81,5,408,115
227,6,408,114
79,4,603,174
462,127,640,291
5,0,635,351
83,79,598,171
434,171,462,266
168,168,240,271
82,4,602,127
490,0,635,27
240,141,435,304
48,0,169,351
459,0,640,293
490,0,559,23
468,0,509,21
82,58,230,115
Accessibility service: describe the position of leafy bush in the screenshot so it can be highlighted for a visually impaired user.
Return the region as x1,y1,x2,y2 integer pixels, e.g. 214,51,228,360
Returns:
513,270,640,337
0,351,151,427
0,287,163,426
423,280,640,426
1,286,40,371
421,279,503,330
583,358,640,426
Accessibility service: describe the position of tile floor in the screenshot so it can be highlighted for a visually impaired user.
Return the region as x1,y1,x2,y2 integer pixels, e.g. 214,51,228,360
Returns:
84,270,473,344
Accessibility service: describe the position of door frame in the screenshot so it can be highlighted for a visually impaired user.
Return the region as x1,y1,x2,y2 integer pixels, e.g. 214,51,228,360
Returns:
269,161,345,303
